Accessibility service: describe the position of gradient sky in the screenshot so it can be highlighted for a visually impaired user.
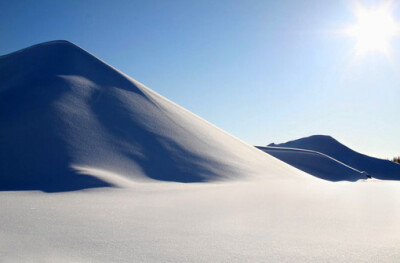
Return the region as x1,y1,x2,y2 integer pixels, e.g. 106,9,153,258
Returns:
1,0,399,158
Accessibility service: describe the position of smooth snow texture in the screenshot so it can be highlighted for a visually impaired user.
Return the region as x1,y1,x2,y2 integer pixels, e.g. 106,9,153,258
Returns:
266,135,400,181
0,40,308,192
1,181,400,262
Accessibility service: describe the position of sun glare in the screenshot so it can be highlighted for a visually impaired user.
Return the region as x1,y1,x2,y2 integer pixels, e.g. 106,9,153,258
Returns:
345,2,399,56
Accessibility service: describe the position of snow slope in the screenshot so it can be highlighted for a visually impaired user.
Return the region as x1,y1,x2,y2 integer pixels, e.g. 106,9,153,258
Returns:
266,135,400,180
0,40,306,192
258,146,367,181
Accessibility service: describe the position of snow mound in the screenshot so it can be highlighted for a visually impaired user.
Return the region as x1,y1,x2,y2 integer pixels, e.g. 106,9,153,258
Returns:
0,40,305,192
265,135,400,181
258,146,367,181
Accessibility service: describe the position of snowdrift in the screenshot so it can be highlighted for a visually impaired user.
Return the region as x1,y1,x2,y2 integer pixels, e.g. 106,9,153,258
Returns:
263,135,400,181
0,40,304,192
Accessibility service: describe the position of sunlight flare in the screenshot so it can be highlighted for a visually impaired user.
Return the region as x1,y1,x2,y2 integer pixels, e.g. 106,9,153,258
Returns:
344,2,399,56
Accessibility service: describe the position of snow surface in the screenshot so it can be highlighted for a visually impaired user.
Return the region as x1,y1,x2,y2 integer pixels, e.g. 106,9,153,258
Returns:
265,135,400,181
1,41,400,262
1,181,400,262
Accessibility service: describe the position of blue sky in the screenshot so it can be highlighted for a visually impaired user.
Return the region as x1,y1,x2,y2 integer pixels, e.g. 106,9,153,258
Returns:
1,0,399,158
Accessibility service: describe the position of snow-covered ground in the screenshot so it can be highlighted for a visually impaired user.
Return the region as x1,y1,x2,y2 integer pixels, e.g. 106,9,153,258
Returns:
1,41,400,262
1,181,400,262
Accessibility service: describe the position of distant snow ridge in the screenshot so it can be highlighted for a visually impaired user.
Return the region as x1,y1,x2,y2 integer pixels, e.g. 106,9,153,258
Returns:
260,135,400,181
0,40,306,192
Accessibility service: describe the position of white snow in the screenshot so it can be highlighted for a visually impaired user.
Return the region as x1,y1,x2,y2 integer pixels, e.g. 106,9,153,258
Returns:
1,41,400,262
1,181,400,262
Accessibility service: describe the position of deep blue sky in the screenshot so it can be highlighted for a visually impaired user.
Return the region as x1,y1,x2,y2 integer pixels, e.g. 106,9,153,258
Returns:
1,0,399,158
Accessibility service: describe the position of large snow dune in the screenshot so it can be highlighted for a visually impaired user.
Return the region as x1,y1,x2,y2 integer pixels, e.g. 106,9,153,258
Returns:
264,135,400,181
0,40,305,192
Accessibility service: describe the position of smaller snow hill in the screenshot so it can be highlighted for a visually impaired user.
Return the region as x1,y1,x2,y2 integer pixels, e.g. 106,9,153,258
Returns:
261,135,400,181
257,146,367,181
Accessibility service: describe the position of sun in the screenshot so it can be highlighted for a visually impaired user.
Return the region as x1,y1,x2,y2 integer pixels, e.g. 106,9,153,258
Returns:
345,2,399,56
